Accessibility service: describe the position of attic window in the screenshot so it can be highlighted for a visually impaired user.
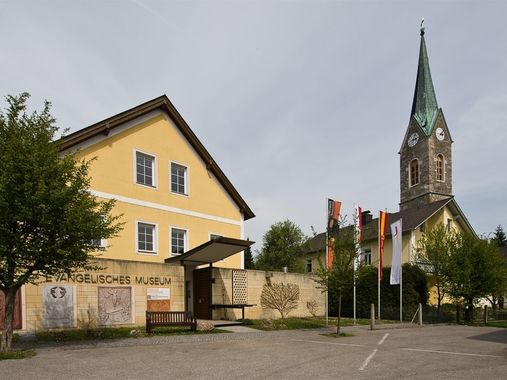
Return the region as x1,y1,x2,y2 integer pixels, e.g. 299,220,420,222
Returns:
135,151,156,188
171,162,188,195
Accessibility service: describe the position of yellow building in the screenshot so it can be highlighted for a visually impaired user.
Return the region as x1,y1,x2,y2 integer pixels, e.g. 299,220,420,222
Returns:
4,95,324,332
61,95,255,267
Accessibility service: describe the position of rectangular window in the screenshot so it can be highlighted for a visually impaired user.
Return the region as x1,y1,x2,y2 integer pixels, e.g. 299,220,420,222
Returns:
138,222,156,253
136,151,155,187
171,228,187,256
306,258,313,273
447,218,453,230
171,163,188,195
436,156,444,182
91,238,107,250
363,249,372,266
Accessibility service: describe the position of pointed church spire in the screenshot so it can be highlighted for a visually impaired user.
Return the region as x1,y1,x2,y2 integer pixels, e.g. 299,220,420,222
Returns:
411,19,439,136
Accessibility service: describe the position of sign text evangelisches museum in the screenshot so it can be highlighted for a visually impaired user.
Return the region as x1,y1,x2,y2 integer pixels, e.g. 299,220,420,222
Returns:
46,273,172,286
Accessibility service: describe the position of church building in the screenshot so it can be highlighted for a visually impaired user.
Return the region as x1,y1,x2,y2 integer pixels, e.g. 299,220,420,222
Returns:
302,27,475,292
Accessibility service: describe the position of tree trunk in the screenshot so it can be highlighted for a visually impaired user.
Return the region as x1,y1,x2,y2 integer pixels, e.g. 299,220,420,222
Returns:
336,291,342,335
464,299,473,322
0,288,16,353
490,296,498,319
436,284,441,312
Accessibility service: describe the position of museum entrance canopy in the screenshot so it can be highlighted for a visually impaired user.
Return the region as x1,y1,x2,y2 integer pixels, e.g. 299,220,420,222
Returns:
164,237,254,266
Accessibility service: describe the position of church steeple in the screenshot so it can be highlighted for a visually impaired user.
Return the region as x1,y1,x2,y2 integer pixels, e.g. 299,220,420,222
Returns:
399,22,453,212
410,22,439,136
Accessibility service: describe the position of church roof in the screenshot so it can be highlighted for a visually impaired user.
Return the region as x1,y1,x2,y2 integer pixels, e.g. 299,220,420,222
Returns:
303,198,475,254
411,27,439,136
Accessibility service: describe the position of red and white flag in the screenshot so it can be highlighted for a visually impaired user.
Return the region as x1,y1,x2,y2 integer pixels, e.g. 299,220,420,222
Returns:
327,199,341,231
326,199,341,270
390,219,403,285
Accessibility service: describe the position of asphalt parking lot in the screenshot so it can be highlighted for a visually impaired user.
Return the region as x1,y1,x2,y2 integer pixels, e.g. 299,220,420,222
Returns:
1,324,506,379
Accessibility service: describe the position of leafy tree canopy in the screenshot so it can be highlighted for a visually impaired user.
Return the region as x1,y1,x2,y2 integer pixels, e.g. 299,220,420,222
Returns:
445,232,506,307
415,223,454,309
255,219,306,273
244,238,255,269
0,93,123,351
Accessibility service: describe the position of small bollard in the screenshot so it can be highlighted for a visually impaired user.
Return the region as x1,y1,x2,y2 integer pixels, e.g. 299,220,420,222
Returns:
484,305,488,324
370,303,375,330
419,303,423,326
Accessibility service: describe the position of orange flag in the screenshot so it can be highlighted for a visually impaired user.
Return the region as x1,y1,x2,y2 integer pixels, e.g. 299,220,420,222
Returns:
378,211,388,281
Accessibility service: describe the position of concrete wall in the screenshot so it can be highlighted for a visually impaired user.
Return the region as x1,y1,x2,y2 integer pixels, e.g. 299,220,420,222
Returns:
211,268,325,320
22,258,184,332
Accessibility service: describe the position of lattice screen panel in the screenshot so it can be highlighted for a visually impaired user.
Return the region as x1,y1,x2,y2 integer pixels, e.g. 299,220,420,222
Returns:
232,270,248,304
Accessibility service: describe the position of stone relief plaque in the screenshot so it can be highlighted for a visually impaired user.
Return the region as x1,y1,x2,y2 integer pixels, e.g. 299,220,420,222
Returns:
98,287,132,325
43,284,74,329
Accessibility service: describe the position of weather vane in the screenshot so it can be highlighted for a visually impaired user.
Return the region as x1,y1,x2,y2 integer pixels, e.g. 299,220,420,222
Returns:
420,18,425,36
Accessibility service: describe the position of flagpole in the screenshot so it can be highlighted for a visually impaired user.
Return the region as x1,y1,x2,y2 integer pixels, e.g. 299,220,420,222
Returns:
354,204,359,325
325,198,329,327
400,219,403,322
377,213,381,321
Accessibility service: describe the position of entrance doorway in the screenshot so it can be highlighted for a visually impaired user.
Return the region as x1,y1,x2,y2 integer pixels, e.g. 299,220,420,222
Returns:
193,267,212,319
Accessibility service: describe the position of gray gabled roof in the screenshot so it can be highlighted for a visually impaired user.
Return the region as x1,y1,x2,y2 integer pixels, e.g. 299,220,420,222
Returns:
303,197,475,254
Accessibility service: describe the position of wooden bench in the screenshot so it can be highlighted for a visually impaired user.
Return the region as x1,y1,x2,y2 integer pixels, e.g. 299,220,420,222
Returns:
146,311,197,334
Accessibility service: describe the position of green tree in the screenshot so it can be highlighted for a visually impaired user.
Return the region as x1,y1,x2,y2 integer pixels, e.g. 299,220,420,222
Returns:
492,225,507,247
0,94,123,352
244,238,255,269
255,220,306,272
314,226,356,334
415,223,453,310
444,232,506,321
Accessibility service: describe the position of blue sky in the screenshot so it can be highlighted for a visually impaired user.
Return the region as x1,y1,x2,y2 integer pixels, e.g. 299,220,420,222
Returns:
1,1,506,250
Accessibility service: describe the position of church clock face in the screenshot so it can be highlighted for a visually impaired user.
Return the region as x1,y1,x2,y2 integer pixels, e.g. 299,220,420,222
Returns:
408,132,419,147
435,127,445,141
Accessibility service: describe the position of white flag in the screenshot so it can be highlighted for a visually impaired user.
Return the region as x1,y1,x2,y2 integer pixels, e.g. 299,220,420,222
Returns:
390,219,402,285
354,204,362,271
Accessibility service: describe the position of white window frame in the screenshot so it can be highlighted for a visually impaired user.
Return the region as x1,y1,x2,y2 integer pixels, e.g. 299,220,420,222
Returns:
91,238,107,250
136,220,158,255
170,161,189,196
306,258,313,273
363,248,372,266
134,149,158,189
170,226,188,257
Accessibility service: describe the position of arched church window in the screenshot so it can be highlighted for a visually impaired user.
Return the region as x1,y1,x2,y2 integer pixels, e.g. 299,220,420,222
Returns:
410,159,419,186
436,154,444,182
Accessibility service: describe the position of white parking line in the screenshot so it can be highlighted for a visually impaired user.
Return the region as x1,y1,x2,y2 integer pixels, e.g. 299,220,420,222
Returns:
401,348,502,358
291,339,364,347
378,333,389,345
359,348,378,371
358,332,390,371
